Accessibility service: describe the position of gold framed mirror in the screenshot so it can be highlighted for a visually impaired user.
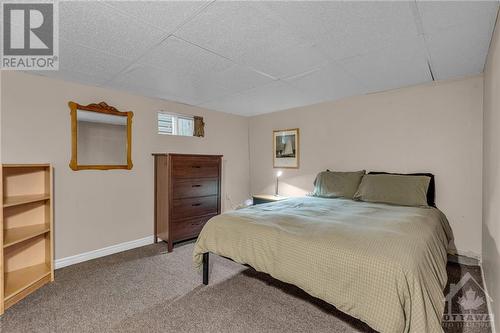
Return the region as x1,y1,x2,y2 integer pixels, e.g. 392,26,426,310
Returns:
69,101,133,171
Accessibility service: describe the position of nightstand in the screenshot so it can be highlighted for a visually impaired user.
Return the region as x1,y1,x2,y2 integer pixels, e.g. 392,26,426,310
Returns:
252,194,288,205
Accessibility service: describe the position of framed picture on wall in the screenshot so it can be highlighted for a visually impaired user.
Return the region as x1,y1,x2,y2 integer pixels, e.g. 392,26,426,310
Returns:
273,128,299,168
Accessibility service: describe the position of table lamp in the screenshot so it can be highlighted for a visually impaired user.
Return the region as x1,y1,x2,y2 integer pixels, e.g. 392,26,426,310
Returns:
275,170,283,196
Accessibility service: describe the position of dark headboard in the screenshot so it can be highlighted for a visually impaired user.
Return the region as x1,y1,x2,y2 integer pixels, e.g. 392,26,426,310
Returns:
368,172,436,207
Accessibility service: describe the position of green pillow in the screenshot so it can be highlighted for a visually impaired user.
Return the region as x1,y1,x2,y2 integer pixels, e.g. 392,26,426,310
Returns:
353,174,430,207
311,170,366,199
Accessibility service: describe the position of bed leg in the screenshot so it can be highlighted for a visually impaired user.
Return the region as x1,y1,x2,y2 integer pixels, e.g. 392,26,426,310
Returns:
203,252,209,285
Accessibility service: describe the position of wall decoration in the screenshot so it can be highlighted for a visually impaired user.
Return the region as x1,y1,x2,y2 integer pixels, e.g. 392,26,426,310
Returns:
273,128,299,168
69,101,133,171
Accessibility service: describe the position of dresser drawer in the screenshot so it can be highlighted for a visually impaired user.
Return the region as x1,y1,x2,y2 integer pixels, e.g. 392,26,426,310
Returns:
172,178,218,199
171,156,220,179
172,195,218,219
172,214,216,241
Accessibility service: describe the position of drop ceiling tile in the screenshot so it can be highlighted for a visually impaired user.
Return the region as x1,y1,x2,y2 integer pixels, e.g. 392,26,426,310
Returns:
181,79,233,106
29,69,110,88
206,64,275,95
201,81,312,116
263,1,419,61
58,40,130,81
111,82,180,104
110,65,231,105
256,1,343,39
103,1,210,34
426,20,494,80
29,40,131,86
238,81,315,115
417,0,499,35
137,35,274,99
175,1,304,66
137,36,233,82
199,93,249,115
106,65,178,98
339,37,431,93
284,62,366,104
246,42,330,79
60,1,166,60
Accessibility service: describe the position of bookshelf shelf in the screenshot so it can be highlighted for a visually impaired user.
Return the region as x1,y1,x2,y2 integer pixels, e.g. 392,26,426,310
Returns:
3,194,50,208
4,263,51,300
3,224,51,248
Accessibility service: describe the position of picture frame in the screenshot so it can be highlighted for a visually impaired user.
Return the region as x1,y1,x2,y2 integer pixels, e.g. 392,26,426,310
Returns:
273,128,299,169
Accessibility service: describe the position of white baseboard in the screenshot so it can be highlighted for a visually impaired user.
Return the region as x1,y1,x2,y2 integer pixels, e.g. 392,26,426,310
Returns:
55,236,155,269
480,262,497,333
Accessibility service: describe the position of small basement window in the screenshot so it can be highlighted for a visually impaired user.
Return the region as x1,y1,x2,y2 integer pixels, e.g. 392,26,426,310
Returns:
157,112,195,136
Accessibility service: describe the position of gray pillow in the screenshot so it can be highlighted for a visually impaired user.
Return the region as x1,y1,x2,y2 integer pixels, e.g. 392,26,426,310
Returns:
311,170,366,199
353,174,430,207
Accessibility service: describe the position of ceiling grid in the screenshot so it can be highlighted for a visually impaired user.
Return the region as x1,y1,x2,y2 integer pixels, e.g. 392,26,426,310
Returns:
29,0,499,116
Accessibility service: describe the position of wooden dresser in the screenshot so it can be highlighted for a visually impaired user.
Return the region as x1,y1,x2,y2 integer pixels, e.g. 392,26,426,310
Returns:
153,154,222,252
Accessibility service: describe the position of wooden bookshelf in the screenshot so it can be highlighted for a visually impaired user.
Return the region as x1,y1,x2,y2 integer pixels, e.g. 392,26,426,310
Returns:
1,164,54,315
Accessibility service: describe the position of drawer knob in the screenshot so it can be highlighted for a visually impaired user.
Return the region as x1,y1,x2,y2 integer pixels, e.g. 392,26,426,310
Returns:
192,203,202,206
192,184,202,187
192,165,201,169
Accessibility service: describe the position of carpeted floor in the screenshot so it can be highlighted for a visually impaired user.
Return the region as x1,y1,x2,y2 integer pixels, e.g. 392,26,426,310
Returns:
0,242,492,333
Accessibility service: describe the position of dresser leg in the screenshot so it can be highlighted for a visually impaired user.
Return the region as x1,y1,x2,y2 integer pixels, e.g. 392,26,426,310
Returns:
203,253,209,285
167,240,173,253
154,235,158,243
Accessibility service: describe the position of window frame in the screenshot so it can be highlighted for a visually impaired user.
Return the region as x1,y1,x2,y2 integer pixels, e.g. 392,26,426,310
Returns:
157,111,195,137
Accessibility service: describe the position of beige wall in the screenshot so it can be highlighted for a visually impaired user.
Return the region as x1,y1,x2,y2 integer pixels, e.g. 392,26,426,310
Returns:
0,71,250,259
249,76,484,258
483,14,500,330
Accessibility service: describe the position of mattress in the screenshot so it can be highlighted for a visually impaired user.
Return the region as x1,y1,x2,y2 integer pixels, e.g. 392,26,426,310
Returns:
193,196,452,333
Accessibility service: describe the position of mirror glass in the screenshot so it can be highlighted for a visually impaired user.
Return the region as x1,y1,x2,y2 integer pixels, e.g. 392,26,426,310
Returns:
76,110,127,165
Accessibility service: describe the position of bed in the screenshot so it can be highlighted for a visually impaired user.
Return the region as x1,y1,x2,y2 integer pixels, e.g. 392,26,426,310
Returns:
193,196,452,333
